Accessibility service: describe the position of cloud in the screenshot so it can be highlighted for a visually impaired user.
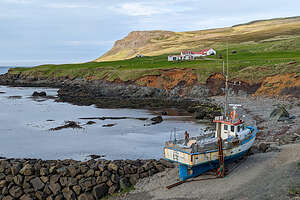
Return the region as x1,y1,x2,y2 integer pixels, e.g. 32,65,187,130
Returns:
112,2,170,16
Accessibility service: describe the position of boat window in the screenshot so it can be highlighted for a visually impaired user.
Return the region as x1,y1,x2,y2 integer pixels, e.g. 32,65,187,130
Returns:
224,125,228,130
237,126,240,132
231,125,234,132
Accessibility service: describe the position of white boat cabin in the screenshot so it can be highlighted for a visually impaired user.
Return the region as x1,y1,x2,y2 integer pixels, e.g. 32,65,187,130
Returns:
213,115,249,140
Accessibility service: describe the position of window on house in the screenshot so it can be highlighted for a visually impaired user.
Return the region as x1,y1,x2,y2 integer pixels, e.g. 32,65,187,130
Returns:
173,57,176,61
231,125,234,132
237,126,240,132
224,125,228,130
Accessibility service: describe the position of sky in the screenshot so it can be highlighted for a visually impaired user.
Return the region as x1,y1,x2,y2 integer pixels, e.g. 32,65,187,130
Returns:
0,0,299,66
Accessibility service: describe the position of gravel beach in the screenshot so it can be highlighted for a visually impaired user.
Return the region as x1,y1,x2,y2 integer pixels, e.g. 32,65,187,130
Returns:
111,95,300,200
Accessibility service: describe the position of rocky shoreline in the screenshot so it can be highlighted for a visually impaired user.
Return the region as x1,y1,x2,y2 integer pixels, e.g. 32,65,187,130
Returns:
0,158,174,200
0,73,223,120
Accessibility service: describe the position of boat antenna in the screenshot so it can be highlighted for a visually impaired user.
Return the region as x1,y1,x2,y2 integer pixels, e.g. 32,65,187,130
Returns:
224,41,229,118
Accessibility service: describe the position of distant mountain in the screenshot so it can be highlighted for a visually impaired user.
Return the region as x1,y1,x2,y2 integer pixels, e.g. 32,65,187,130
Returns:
95,16,300,62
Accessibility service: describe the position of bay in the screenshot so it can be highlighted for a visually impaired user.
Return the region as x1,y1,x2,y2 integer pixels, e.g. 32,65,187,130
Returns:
0,85,207,161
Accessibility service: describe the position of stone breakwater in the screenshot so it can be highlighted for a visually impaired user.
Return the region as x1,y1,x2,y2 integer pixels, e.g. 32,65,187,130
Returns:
0,158,174,200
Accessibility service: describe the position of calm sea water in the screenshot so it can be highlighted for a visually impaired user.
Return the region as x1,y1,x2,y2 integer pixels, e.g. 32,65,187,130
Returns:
0,67,10,74
0,85,207,160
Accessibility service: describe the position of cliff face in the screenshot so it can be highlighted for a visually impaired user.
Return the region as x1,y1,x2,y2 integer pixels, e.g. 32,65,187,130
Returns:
95,16,300,61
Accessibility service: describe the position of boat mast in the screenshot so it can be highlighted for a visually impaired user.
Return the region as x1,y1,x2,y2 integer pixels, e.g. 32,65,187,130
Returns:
224,41,229,118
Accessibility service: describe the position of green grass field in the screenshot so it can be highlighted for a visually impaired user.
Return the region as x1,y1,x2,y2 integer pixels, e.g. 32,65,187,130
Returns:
9,36,300,83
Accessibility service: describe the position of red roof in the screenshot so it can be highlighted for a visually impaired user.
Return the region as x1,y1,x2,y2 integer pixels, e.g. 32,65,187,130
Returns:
182,48,212,55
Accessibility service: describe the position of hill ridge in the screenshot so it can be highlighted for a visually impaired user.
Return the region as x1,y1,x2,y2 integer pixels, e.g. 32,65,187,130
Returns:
95,16,300,62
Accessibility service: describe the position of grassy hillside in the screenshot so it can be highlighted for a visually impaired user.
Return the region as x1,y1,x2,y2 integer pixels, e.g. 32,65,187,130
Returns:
96,16,300,62
9,17,300,84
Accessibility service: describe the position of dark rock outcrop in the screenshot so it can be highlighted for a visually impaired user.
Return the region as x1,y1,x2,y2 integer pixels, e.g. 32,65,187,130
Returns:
32,91,47,97
151,116,163,124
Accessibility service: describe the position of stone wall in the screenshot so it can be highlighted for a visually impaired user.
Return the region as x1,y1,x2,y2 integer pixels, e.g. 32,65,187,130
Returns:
0,158,174,200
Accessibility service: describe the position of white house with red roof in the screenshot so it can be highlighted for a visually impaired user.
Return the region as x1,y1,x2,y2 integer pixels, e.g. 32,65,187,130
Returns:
168,48,216,61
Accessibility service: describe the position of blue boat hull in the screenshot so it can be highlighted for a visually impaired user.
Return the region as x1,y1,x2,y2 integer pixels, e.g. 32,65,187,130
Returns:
179,150,247,181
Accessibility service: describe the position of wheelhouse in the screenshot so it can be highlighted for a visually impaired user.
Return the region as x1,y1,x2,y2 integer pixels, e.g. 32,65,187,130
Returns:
213,116,246,139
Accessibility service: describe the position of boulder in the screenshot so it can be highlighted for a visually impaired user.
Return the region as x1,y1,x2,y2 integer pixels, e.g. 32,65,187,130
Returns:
259,143,269,153
78,193,94,200
59,177,77,187
13,175,24,185
2,186,9,195
193,110,206,119
20,194,34,200
62,187,76,200
119,177,131,191
154,164,165,172
30,177,45,191
269,104,293,122
96,175,108,184
32,91,47,97
92,184,108,199
49,182,61,195
151,116,163,124
86,169,94,177
0,161,9,173
249,145,260,154
108,163,118,172
54,194,64,200
3,195,14,200
142,161,154,171
5,175,13,182
72,185,81,196
43,183,52,196
56,167,68,176
50,175,60,184
80,165,89,174
79,177,96,192
35,191,44,200
40,176,49,183
46,195,54,200
20,164,34,176
108,184,119,195
40,168,49,176
11,164,22,176
0,173,5,180
129,174,139,185
111,173,120,183
67,166,78,177
9,186,23,198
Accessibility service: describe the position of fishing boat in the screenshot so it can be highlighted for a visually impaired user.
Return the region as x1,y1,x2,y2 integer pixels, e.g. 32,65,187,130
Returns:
164,104,257,181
